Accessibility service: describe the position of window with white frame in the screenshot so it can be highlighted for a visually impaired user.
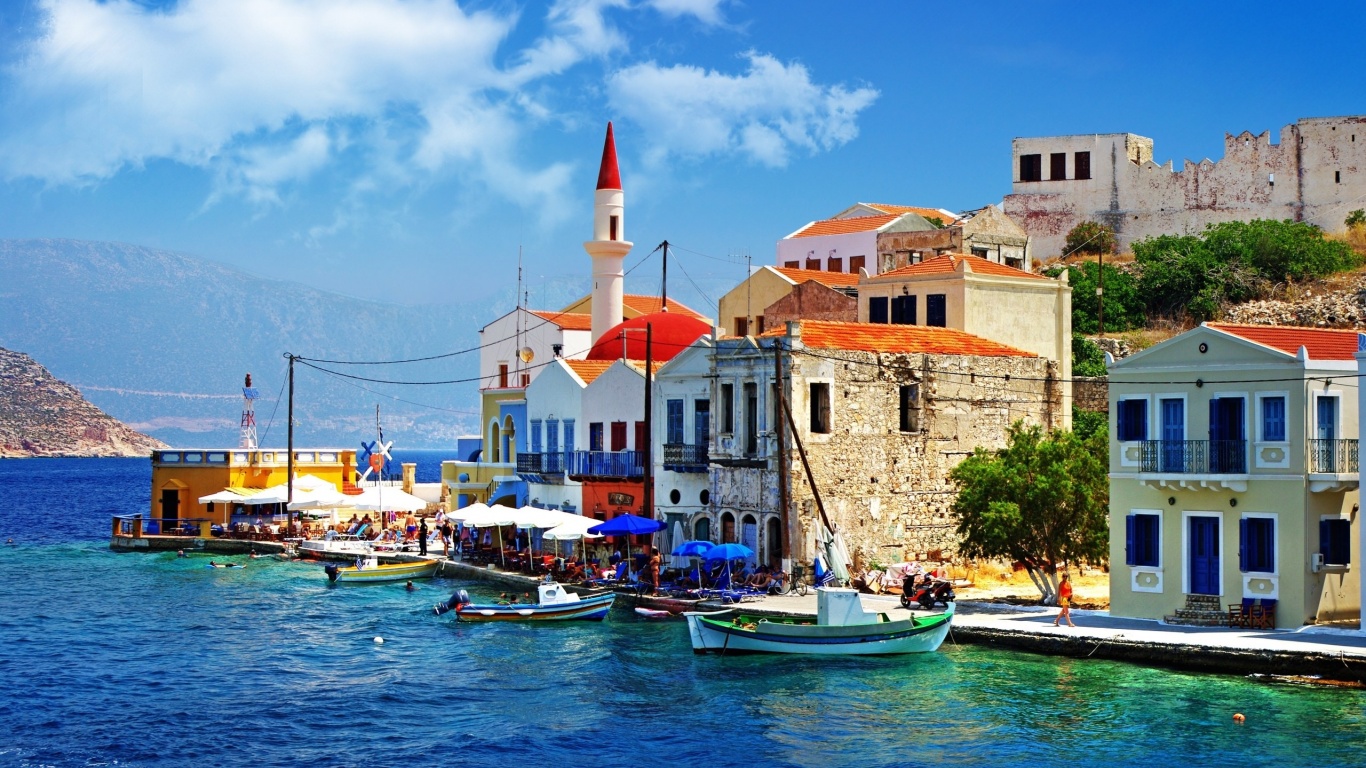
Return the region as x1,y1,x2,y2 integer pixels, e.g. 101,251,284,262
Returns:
1125,512,1160,567
1238,515,1275,574
1116,398,1148,442
1259,394,1287,442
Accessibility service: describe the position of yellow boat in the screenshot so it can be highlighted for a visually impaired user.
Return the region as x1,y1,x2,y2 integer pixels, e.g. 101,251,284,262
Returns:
324,557,440,584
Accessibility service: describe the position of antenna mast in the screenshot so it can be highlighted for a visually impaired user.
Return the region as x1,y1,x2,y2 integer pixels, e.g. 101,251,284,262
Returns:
240,372,259,449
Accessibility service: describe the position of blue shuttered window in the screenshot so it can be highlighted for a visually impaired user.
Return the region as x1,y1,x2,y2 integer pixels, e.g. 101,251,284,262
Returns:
1320,519,1351,566
666,399,684,444
1239,517,1275,573
868,297,889,324
563,420,574,455
926,294,947,327
1124,513,1160,567
1261,396,1286,442
530,420,542,453
589,422,603,452
546,419,559,455
1116,399,1148,442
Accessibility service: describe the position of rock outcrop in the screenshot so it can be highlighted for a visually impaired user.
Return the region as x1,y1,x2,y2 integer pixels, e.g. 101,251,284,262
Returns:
0,347,166,458
1223,276,1366,328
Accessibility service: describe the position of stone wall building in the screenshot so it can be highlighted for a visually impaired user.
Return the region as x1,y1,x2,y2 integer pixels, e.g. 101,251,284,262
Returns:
704,320,1063,573
1004,115,1366,259
716,266,858,338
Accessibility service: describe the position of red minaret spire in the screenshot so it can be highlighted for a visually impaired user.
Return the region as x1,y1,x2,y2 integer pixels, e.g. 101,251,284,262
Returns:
595,121,621,190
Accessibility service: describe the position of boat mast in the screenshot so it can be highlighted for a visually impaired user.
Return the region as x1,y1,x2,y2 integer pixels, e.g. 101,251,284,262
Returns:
643,322,654,539
773,343,790,571
286,353,296,536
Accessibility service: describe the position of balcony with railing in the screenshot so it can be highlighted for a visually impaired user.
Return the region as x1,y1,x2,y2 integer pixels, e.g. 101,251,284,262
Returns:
663,443,709,473
516,452,568,484
1308,439,1359,492
567,450,644,481
1138,440,1248,491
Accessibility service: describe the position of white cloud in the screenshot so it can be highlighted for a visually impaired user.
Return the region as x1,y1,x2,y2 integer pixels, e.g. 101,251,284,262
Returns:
645,0,729,26
607,52,878,168
0,0,618,225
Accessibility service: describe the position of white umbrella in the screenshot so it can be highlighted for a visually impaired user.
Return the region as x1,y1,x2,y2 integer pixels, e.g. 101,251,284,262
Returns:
286,486,356,511
543,514,605,572
349,486,427,513
463,504,516,566
668,520,688,569
447,502,490,524
198,489,254,504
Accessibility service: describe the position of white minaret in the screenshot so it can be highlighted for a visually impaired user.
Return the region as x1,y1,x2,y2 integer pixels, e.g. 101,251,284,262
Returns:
585,122,632,343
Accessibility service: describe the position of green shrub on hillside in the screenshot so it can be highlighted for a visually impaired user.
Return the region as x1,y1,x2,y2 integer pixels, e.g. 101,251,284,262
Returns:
1047,261,1145,334
1132,219,1361,322
1347,209,1366,229
1072,335,1108,377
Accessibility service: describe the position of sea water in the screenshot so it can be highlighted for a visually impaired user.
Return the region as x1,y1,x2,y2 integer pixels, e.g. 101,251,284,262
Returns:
1,457,1364,768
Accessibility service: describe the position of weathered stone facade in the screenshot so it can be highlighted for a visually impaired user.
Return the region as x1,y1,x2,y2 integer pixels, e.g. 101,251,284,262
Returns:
1004,116,1366,259
703,325,1062,574
875,205,1030,272
1073,376,1109,413
763,280,857,327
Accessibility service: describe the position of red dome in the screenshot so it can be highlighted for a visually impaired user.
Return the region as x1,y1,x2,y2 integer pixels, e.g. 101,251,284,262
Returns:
586,311,710,362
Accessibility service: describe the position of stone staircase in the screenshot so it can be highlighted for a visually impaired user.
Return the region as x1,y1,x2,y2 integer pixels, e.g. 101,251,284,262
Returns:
1164,594,1229,627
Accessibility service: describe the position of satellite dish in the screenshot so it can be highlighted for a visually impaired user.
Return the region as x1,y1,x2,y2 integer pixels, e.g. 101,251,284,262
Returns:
519,346,535,363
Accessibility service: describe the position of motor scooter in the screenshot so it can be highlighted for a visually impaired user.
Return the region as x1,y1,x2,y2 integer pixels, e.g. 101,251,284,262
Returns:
900,573,956,610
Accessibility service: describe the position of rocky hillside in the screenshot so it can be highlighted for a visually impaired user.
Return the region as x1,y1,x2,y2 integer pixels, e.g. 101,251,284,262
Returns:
0,347,165,457
1222,274,1366,328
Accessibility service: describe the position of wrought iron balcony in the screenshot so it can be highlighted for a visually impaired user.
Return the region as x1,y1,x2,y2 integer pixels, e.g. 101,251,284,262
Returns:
663,443,709,472
516,452,566,474
567,450,644,480
1140,440,1246,474
1308,439,1359,474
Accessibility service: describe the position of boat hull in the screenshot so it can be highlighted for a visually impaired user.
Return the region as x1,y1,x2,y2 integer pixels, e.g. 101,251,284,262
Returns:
455,592,616,622
325,559,440,583
685,603,954,655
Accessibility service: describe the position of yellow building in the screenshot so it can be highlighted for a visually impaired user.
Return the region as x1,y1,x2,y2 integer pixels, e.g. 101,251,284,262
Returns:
150,447,356,531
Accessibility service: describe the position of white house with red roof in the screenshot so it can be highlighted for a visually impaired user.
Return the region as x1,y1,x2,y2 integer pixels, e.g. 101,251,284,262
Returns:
776,203,1031,276
1108,322,1361,630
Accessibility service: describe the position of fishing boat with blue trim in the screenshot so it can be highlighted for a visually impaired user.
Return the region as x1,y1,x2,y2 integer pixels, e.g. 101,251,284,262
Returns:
434,580,615,622
685,587,953,655
324,557,440,583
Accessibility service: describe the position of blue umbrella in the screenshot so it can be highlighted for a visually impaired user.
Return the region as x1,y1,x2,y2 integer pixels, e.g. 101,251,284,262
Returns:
671,540,715,557
703,542,754,562
588,513,667,536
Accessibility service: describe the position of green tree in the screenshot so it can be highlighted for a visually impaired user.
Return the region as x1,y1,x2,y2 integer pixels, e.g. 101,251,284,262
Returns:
1072,334,1108,377
1050,261,1145,333
951,422,1110,603
1064,220,1117,256
1071,408,1108,443
1346,209,1366,229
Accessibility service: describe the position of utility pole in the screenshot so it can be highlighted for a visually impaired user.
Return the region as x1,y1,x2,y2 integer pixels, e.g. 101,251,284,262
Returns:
285,352,295,535
1097,249,1105,336
660,241,669,311
773,343,790,570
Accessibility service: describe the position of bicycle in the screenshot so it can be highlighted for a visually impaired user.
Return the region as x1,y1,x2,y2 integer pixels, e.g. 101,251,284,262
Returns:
783,564,810,597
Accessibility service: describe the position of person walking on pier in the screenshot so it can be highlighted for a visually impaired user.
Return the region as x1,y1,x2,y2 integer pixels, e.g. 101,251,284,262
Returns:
418,518,429,557
1053,573,1075,628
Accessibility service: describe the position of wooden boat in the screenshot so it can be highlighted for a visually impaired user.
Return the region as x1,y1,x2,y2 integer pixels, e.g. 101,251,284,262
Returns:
325,557,440,584
434,581,615,622
685,587,953,656
634,607,677,619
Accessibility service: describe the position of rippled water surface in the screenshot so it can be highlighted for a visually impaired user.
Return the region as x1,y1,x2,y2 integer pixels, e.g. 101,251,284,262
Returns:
1,457,1364,767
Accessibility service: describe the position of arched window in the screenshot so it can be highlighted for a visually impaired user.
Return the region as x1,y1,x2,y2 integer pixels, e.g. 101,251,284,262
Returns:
765,516,783,568
693,516,711,541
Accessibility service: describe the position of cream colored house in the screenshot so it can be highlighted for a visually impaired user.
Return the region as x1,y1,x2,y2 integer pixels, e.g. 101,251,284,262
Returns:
858,253,1072,427
716,266,858,338
1109,323,1361,629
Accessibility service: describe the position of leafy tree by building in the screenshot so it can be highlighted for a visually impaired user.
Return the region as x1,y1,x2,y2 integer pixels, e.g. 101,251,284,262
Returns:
1064,220,1116,257
1346,209,1365,229
950,422,1109,604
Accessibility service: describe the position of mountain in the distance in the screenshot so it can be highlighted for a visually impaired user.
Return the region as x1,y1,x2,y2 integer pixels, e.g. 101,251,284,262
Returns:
0,239,500,448
0,345,166,457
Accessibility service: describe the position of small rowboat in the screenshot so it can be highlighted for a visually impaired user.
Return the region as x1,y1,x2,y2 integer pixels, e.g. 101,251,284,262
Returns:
685,587,953,656
634,607,677,619
325,557,440,584
435,581,615,622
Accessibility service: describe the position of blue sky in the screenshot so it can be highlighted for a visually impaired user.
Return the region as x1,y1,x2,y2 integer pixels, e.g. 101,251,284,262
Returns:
2,0,1364,310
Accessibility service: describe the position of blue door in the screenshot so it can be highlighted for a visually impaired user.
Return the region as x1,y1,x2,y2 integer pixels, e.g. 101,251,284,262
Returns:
1208,397,1245,473
1160,398,1184,472
1316,396,1338,472
1189,516,1220,595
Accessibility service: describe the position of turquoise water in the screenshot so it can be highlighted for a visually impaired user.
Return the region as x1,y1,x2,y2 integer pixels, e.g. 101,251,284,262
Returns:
1,458,1365,767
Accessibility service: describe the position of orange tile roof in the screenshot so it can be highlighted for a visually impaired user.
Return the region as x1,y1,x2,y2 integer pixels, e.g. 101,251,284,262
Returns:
621,294,706,320
791,214,900,238
623,359,666,376
877,253,1045,281
564,359,614,384
761,320,1036,357
1206,323,1363,361
773,266,862,287
529,310,593,331
860,203,959,223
